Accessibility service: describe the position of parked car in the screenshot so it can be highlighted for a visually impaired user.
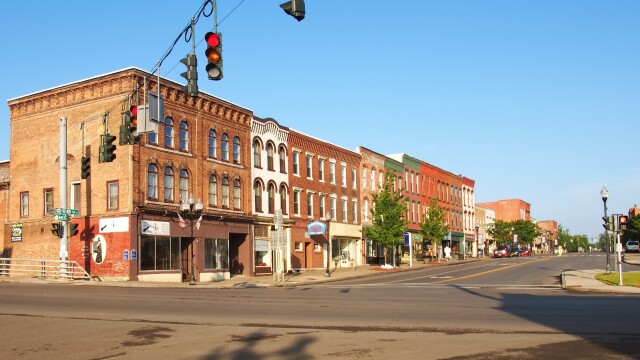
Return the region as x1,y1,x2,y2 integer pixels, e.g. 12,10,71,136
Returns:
493,245,511,258
510,247,522,257
520,247,531,256
625,240,639,253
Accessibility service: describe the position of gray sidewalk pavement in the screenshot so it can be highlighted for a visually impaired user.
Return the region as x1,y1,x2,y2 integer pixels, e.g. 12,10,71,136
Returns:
2,254,640,294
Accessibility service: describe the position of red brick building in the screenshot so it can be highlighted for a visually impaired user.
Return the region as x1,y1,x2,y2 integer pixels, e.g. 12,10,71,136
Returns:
477,199,531,222
287,130,361,270
5,68,255,282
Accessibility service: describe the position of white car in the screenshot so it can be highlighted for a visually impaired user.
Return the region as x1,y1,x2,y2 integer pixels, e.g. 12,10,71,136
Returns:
625,240,639,253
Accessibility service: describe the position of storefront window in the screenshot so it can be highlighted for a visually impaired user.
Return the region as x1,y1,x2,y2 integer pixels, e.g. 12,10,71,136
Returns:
205,238,229,270
140,236,181,271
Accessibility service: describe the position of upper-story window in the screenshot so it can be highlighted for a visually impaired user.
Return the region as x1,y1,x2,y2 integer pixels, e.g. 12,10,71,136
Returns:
44,188,54,215
267,143,274,171
364,199,369,222
148,164,158,199
254,180,263,212
342,198,348,222
352,200,358,223
222,177,230,208
405,171,408,191
20,192,29,218
268,183,276,214
279,146,287,173
318,158,325,181
164,167,174,202
209,174,218,207
330,196,337,220
307,192,314,218
378,171,383,190
352,168,357,189
179,169,189,203
370,169,375,190
234,179,241,210
292,151,300,176
179,121,189,151
164,117,174,148
280,185,288,214
329,162,336,184
362,167,367,189
208,130,217,158
148,131,157,144
293,190,301,216
319,194,326,216
221,134,229,161
341,164,347,187
233,136,241,164
253,139,262,168
107,181,119,210
306,154,313,179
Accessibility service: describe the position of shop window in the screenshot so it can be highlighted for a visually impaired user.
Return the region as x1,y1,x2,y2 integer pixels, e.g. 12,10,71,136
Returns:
205,238,229,270
140,236,181,271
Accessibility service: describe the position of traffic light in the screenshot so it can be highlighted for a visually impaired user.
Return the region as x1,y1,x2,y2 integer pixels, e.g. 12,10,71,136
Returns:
280,0,305,21
100,134,117,163
205,32,223,80
68,223,79,237
119,110,132,145
51,222,63,238
81,156,91,179
602,215,613,232
180,53,198,97
619,215,628,231
129,105,141,144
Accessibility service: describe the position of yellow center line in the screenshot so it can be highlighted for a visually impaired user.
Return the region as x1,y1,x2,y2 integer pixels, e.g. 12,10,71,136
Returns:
432,257,552,284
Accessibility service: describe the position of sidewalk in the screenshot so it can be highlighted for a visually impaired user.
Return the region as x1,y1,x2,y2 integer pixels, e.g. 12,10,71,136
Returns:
2,255,639,294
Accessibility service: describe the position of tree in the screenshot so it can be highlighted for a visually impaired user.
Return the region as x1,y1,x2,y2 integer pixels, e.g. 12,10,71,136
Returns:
511,219,541,246
621,214,640,245
557,224,572,251
363,171,408,266
485,220,513,245
419,197,449,262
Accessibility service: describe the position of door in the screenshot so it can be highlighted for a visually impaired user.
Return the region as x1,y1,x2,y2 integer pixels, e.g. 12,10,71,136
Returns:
304,242,313,268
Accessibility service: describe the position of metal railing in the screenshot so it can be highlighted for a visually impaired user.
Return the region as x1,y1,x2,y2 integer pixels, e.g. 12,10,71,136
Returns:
0,258,92,280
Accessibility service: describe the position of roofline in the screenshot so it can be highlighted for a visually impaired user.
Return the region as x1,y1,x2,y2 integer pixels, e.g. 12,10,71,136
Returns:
289,128,360,157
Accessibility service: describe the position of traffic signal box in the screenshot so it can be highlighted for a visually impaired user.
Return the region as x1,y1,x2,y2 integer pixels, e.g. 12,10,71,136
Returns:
205,32,223,80
602,215,613,232
51,222,63,238
280,0,306,21
99,134,117,163
180,54,198,97
81,156,91,179
68,223,79,237
119,107,141,145
619,215,628,231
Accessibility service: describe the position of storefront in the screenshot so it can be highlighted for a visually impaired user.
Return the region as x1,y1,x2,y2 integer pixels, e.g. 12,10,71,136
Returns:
330,222,362,268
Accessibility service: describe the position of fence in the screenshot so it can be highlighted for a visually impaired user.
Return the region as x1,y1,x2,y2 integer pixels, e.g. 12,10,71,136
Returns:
0,258,92,280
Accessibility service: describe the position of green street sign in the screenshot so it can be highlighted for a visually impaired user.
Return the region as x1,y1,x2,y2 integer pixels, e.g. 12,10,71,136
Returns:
54,214,68,221
65,209,79,215
55,208,64,214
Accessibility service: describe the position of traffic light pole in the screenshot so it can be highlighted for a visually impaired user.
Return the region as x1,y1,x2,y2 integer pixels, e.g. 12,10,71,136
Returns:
59,117,69,278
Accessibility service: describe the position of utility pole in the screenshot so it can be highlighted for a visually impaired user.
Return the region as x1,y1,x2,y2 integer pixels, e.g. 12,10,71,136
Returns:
59,117,69,277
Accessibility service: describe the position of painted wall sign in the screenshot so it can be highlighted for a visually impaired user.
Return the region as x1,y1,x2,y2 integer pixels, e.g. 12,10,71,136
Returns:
92,234,107,264
307,221,326,236
99,217,129,233
141,220,170,236
255,239,269,252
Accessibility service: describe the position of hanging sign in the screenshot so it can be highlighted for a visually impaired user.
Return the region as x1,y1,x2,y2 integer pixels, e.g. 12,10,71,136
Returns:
307,221,326,236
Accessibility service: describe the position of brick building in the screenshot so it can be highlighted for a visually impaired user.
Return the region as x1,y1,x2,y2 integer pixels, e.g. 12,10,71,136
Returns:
477,199,531,222
5,67,255,282
0,161,8,252
287,130,361,271
461,176,477,257
536,220,557,253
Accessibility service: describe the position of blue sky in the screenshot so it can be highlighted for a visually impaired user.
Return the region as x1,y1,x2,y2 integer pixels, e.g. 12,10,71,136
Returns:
1,1,639,240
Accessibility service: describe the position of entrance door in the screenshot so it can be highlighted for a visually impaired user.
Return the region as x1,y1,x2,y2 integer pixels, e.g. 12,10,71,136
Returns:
181,238,190,282
304,242,313,268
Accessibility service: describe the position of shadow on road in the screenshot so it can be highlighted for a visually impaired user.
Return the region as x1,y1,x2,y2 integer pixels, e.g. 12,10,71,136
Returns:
204,329,316,360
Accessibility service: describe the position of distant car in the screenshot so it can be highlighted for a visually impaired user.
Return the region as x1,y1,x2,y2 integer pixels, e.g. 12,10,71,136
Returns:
493,245,511,258
520,247,531,256
510,247,522,257
625,240,639,253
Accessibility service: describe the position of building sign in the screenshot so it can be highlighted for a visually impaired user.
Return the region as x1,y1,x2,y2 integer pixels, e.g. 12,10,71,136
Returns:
99,217,129,233
307,221,326,236
404,232,410,246
141,220,170,236
255,239,269,252
131,249,138,261
11,223,23,242
123,249,129,261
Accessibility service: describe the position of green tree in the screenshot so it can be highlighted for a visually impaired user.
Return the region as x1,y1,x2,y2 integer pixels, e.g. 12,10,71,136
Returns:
511,219,541,246
621,214,640,245
419,197,449,262
486,220,513,245
557,224,572,251
363,171,408,266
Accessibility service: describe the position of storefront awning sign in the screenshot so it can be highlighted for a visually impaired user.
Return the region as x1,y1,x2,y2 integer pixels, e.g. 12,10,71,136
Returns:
307,221,326,236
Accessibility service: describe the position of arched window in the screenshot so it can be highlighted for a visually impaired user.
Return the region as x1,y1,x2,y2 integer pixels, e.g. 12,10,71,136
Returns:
209,174,218,207
164,167,174,202
179,121,189,151
280,185,287,214
208,130,217,158
266,143,274,171
221,134,229,161
164,117,174,148
148,164,158,199
253,139,261,168
279,146,287,173
254,180,263,212
268,183,275,214
234,178,241,210
179,169,189,203
233,136,240,164
222,177,230,207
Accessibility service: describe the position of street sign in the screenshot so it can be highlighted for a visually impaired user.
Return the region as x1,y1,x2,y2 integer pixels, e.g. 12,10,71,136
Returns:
54,214,68,221
55,208,79,216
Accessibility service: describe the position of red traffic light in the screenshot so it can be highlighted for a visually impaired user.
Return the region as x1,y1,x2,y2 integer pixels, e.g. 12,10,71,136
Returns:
205,32,220,47
130,105,138,117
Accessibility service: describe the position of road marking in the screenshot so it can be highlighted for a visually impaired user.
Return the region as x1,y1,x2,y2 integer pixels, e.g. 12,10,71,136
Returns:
431,257,552,284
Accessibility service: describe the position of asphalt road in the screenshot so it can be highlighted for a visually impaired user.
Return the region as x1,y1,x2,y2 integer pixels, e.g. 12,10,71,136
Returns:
0,253,638,359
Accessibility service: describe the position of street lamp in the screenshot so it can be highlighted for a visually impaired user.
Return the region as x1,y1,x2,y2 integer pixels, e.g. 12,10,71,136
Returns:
181,193,203,285
324,211,332,277
475,224,480,257
600,186,611,274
